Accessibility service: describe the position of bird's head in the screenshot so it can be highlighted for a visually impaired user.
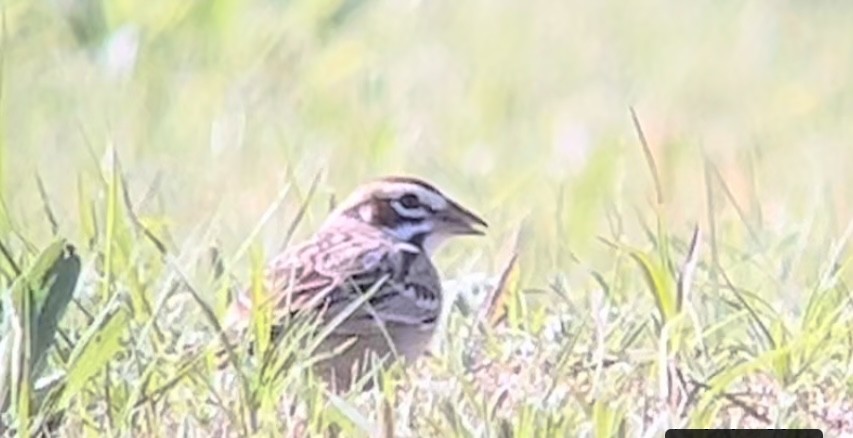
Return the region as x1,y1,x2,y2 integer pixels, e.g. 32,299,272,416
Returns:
327,176,487,254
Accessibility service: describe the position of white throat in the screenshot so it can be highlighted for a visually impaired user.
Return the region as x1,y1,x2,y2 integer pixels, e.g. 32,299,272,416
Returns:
420,232,451,256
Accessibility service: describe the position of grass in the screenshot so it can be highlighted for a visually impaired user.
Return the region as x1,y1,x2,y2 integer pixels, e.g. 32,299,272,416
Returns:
1,0,852,435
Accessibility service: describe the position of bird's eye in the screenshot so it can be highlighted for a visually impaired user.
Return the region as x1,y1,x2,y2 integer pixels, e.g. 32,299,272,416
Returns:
399,194,420,209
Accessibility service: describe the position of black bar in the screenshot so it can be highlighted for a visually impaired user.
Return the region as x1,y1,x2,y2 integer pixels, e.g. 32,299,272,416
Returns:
666,430,823,438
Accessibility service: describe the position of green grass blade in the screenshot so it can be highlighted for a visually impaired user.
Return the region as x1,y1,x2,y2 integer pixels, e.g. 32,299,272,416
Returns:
0,240,72,432
58,299,130,411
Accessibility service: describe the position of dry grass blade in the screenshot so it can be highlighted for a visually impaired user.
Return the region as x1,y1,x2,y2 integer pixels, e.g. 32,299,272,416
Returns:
482,253,519,327
677,225,702,310
0,196,37,255
133,171,162,213
0,238,20,278
278,170,323,253
77,176,99,250
119,173,168,255
207,245,225,281
479,224,524,327
630,106,664,204
707,161,762,250
718,267,775,351
815,218,853,292
703,157,721,299
34,175,59,236
228,182,292,268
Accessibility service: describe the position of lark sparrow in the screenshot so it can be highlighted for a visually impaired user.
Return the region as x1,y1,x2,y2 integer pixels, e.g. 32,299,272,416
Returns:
223,176,487,391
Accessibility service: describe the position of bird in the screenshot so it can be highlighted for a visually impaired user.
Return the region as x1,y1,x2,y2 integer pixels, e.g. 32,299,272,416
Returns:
222,176,487,391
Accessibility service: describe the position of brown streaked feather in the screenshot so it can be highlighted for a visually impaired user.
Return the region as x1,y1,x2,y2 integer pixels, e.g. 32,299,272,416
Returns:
240,219,419,322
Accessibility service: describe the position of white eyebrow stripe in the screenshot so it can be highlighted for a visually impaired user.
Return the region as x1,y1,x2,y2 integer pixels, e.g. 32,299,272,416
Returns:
380,183,448,210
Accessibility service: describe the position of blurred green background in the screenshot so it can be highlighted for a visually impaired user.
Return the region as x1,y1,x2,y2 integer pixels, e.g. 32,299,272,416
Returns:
3,0,853,434
4,0,852,299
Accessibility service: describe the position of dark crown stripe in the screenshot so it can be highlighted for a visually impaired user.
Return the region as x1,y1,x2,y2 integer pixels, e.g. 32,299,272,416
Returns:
374,176,439,193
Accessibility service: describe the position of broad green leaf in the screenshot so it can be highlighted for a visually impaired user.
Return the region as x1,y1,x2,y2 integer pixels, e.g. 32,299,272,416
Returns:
59,301,129,410
630,251,677,324
32,245,81,372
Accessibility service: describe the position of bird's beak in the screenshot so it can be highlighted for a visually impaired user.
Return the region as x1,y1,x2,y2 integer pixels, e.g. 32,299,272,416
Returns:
440,200,488,236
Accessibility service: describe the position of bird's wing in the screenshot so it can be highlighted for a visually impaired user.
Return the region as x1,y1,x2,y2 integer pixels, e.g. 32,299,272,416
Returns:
353,254,442,328
265,228,401,316
225,225,418,323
